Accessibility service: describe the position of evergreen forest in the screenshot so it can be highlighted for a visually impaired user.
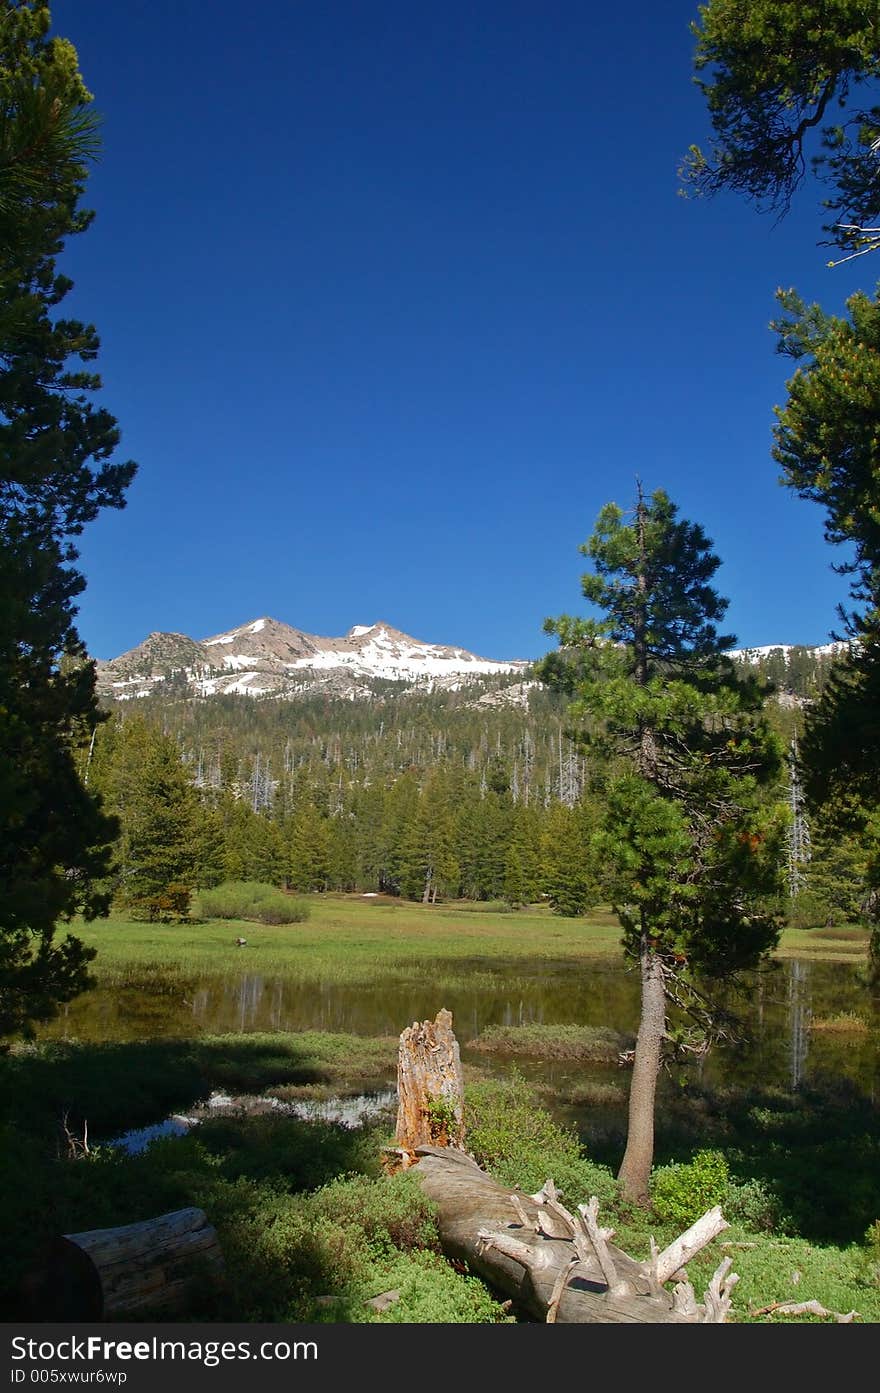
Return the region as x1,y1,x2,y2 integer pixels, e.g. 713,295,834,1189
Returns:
80,642,860,929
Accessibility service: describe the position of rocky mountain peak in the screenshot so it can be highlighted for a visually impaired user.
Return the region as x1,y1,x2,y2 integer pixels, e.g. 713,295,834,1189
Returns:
95,615,529,703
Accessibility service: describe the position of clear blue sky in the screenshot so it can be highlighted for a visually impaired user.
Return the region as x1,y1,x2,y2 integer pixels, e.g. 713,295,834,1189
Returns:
55,0,872,662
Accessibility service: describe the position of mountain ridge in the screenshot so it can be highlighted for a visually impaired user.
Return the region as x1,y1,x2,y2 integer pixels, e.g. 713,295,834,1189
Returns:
94,616,531,702
93,616,847,705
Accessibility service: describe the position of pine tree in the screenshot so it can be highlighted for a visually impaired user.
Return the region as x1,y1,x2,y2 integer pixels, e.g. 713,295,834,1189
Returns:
682,1,880,263
288,802,331,892
376,773,420,895
539,800,598,917
398,768,460,903
771,289,880,976
0,2,136,1034
97,717,207,920
541,487,785,1203
221,797,286,885
503,804,543,906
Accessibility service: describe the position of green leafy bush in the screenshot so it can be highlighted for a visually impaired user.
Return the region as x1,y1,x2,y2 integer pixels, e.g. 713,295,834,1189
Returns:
309,1173,440,1256
193,881,310,925
464,1073,618,1208
784,891,834,930
724,1176,788,1233
651,1149,730,1228
370,1249,512,1322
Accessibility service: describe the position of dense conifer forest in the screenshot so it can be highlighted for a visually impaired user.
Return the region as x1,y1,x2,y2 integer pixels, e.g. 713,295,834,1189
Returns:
81,644,859,925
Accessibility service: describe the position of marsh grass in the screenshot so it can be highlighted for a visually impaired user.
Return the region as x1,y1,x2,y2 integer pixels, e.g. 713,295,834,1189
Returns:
69,898,869,989
551,1078,627,1107
69,897,626,987
810,1011,872,1034
468,1022,627,1061
776,924,871,959
814,927,872,943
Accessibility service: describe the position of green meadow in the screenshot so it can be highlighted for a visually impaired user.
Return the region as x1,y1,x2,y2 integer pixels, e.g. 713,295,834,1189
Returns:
69,894,872,986
3,895,877,1324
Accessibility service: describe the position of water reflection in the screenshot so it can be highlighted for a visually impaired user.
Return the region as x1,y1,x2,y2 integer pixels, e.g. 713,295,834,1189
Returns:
788,959,811,1091
45,957,878,1101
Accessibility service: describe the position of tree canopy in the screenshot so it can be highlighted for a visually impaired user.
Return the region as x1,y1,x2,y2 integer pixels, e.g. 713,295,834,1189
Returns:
684,2,880,973
0,1,136,1036
772,284,880,632
541,487,784,1203
683,0,880,263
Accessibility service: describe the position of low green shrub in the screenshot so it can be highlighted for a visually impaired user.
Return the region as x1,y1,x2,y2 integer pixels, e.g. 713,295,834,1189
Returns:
469,1022,623,1061
724,1176,788,1233
784,891,835,930
192,1112,378,1190
310,1172,440,1256
651,1149,730,1228
368,1249,512,1323
193,881,310,925
464,1072,618,1209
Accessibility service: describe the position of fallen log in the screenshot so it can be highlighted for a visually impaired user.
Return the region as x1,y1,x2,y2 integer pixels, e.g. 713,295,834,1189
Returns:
410,1146,736,1323
21,1208,224,1319
392,1010,735,1323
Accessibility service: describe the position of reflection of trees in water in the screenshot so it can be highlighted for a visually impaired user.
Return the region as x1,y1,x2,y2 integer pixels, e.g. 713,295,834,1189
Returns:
233,974,265,1032
38,958,877,1100
787,959,812,1090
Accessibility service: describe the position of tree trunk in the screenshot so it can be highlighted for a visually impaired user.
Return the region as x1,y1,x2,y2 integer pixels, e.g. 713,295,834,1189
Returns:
409,1146,735,1323
617,940,666,1205
22,1208,224,1319
395,1008,465,1149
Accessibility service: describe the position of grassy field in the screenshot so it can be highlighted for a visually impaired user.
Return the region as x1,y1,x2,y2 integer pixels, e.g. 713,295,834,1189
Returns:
70,893,872,984
4,896,877,1325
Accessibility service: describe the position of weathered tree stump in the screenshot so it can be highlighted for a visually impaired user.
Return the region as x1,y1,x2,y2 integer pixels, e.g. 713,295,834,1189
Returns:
391,1010,736,1322
410,1146,737,1323
23,1208,224,1319
395,1008,465,1149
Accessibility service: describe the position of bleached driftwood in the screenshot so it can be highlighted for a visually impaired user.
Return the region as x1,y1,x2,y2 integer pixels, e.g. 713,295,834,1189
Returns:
750,1299,859,1322
411,1145,737,1324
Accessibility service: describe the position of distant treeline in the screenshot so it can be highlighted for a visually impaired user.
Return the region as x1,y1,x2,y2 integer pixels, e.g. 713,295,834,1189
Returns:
83,644,863,924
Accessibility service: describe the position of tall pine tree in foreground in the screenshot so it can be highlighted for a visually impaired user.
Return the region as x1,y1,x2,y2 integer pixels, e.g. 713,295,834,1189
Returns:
683,4,880,978
0,2,136,1035
541,487,785,1204
771,287,880,978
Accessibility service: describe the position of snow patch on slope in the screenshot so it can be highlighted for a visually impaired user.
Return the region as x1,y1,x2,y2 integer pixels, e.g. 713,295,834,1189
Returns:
730,641,847,661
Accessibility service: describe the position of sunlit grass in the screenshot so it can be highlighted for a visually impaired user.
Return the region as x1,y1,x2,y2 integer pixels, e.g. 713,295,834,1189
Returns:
775,923,870,961
73,894,626,987
72,895,870,990
810,1011,872,1034
468,1022,627,1060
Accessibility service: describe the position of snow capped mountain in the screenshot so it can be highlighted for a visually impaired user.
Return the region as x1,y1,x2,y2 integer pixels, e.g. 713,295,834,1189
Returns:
93,617,845,706
94,617,529,702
